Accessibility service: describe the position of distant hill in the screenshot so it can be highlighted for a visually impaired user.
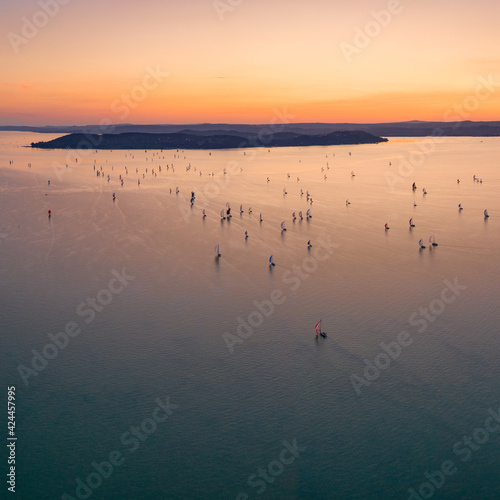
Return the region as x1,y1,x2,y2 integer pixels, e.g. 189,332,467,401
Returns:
30,130,388,150
4,120,500,137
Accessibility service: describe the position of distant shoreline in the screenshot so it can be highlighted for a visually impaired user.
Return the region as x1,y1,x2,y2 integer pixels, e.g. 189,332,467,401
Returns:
3,120,500,138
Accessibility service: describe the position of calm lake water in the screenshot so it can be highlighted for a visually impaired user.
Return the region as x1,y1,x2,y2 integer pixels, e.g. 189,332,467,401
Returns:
1,132,499,499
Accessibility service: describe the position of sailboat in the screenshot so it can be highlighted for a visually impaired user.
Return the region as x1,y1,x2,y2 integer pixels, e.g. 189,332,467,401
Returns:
292,212,296,221
315,320,327,338
220,209,226,220
283,187,287,195
306,209,311,219
281,221,287,232
429,235,438,247
458,203,463,211
299,211,303,220
307,240,312,249
269,255,275,267
484,209,490,218
385,223,389,230
259,213,263,222
202,209,206,218
215,244,221,258
418,239,426,249
240,204,243,214
409,218,415,227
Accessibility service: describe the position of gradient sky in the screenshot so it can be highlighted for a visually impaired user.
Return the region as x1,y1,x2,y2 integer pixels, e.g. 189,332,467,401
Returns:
1,0,500,125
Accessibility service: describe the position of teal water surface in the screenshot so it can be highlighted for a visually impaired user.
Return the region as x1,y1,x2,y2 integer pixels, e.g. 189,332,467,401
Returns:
1,133,500,499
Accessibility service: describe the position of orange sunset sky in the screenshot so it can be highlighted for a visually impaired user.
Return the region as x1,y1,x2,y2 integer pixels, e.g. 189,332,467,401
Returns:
1,0,500,126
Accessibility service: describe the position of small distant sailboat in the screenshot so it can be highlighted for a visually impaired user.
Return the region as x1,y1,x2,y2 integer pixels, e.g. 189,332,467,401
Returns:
429,235,438,247
458,203,463,211
281,221,287,232
202,209,206,218
240,204,243,214
300,188,303,195
307,240,312,249
422,188,427,195
351,171,355,177
248,207,252,214
259,213,263,222
48,210,52,218
346,199,350,206
245,231,248,239
283,187,287,195
315,320,327,338
385,223,389,230
299,211,303,220
112,193,116,201
269,255,275,267
409,218,415,227
484,209,490,218
220,209,226,220
306,209,311,219
215,244,221,258
292,212,296,221
418,239,426,249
